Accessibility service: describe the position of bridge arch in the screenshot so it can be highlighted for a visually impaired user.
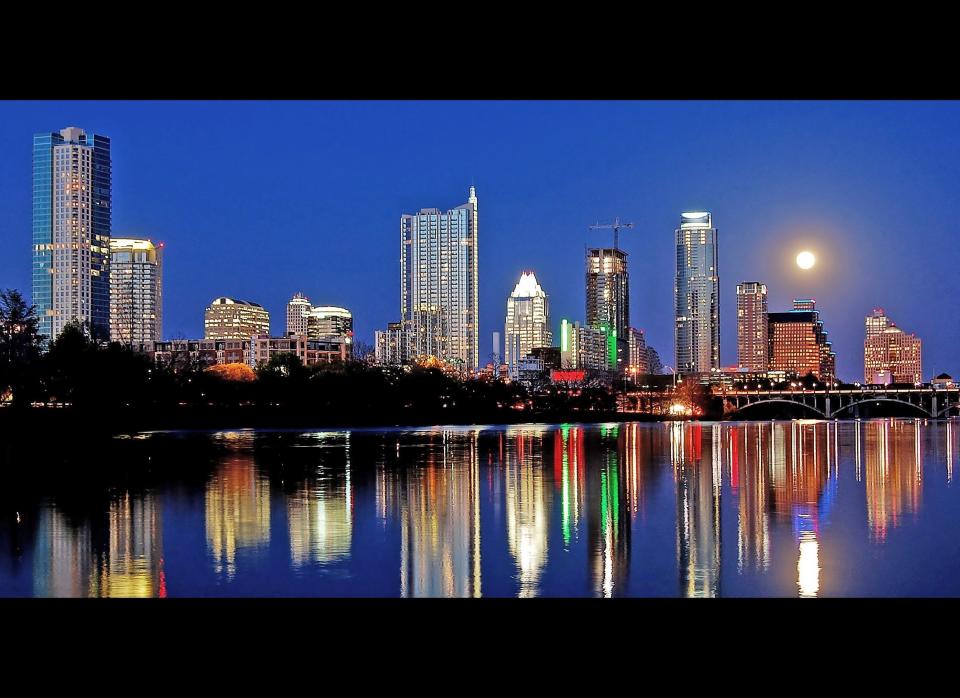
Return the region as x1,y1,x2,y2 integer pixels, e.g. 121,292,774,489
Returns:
729,399,826,419
829,397,931,419
936,402,960,418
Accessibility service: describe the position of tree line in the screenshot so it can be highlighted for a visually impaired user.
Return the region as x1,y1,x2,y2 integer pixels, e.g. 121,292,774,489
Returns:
0,289,623,426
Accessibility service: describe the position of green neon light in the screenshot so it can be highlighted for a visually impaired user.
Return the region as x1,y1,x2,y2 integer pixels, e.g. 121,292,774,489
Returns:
600,470,608,536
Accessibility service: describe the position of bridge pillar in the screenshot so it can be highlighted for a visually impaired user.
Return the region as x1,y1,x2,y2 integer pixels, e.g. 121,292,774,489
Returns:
825,397,831,417
932,394,938,417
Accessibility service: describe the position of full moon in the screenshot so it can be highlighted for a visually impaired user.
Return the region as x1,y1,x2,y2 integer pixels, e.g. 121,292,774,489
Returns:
796,251,816,270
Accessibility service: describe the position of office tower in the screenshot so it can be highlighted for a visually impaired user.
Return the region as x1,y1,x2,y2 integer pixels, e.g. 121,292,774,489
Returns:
286,292,312,336
560,319,609,371
585,248,628,370
864,308,922,384
204,297,270,340
627,327,649,375
400,186,479,371
109,237,163,345
504,271,551,377
33,126,111,341
736,281,768,371
768,299,836,383
675,212,720,375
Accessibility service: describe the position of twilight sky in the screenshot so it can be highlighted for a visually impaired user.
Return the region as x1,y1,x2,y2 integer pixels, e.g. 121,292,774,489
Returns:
1,100,958,380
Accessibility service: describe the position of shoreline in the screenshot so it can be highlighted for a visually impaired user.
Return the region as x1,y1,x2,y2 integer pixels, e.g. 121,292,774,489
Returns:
1,406,948,438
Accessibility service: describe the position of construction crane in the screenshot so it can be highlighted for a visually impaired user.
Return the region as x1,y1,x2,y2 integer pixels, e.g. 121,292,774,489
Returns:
589,216,634,250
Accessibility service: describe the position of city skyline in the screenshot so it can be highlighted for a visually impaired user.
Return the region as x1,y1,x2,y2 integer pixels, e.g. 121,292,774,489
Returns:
5,102,960,379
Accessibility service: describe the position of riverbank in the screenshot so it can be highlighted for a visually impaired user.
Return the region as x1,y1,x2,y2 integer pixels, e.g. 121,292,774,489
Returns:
0,405,678,437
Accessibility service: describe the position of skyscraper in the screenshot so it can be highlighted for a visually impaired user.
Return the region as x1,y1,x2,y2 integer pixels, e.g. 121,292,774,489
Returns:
675,212,719,375
109,237,163,344
768,299,837,383
204,297,270,340
585,247,628,370
863,308,922,384
736,281,768,371
33,126,111,341
401,186,479,371
504,271,551,377
286,292,312,336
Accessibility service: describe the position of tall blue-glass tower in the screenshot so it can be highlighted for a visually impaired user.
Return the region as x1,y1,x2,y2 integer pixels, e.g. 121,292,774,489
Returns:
32,127,112,342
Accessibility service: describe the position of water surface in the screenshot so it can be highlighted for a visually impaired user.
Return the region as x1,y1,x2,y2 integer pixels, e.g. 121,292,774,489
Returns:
2,419,958,597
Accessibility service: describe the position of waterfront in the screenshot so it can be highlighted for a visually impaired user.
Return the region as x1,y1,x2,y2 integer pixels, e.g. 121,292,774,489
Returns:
1,419,959,597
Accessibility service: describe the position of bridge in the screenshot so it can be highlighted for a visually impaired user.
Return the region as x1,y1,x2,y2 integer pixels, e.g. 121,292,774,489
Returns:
722,386,960,419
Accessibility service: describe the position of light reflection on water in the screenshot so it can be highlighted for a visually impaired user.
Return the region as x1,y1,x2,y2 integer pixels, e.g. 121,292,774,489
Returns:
4,418,960,597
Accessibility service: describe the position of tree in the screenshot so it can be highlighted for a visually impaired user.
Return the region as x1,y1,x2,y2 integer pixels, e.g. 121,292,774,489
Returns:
0,289,44,405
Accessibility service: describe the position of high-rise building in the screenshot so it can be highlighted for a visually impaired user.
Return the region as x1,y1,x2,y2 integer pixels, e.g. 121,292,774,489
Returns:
585,247,628,370
307,306,353,338
504,271,551,377
736,281,768,371
401,186,479,371
204,297,270,340
286,293,353,342
33,126,112,341
286,292,312,336
863,308,922,384
375,321,407,365
675,212,720,375
109,237,163,344
627,327,649,375
560,319,609,371
768,299,836,383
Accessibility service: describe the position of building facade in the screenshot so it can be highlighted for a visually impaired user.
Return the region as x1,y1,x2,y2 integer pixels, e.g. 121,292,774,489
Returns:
109,237,163,344
401,186,479,371
374,321,407,365
560,319,609,371
736,281,768,371
286,293,312,336
204,297,270,340
768,299,837,383
863,308,922,384
504,271,552,378
251,335,350,367
627,327,649,375
307,306,353,338
675,212,720,375
33,126,112,341
586,248,629,371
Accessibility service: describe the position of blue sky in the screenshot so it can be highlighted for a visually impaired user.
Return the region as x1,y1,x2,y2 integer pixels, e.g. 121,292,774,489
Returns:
2,100,958,380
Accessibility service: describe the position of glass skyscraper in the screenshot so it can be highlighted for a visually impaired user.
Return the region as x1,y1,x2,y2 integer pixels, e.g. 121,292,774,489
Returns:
674,211,720,375
400,186,479,371
33,127,112,341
